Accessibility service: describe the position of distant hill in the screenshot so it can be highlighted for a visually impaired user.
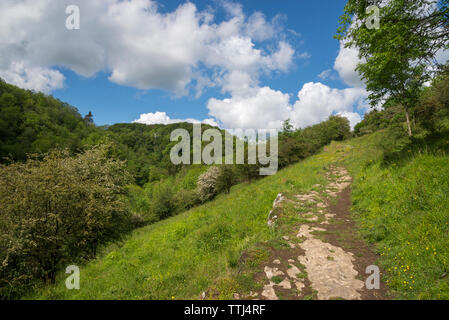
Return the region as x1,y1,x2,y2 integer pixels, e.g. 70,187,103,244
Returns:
92,122,219,186
0,78,94,161
0,79,219,185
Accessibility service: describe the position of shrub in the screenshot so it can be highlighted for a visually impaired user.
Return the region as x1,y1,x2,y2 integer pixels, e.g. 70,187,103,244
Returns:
197,166,221,203
277,115,351,169
130,213,145,229
415,72,449,133
278,135,311,169
174,189,199,212
216,165,236,194
126,184,153,223
0,145,131,299
179,165,209,190
147,165,168,183
151,180,177,220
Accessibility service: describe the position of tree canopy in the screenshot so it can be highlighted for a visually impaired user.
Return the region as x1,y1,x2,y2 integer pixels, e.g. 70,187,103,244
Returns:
337,0,449,136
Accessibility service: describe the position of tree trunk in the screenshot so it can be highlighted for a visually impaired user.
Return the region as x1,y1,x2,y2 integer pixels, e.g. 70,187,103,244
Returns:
404,107,412,137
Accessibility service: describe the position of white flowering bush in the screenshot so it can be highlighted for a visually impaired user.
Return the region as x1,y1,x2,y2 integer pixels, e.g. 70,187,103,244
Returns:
196,166,221,203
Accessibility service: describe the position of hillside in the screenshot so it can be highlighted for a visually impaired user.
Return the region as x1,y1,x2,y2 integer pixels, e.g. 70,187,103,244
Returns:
0,79,217,186
0,79,93,161
30,129,449,300
1,80,354,300
31,142,328,299
2,73,448,300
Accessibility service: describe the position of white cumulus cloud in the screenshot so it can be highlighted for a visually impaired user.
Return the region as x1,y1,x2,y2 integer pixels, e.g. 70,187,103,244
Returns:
207,86,292,129
206,82,367,130
133,111,219,127
334,42,365,88
291,82,367,128
2,0,367,131
0,0,298,96
0,62,65,93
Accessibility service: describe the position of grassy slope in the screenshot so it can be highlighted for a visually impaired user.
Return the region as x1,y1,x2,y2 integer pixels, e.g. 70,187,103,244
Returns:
32,130,449,299
32,152,332,300
344,131,449,299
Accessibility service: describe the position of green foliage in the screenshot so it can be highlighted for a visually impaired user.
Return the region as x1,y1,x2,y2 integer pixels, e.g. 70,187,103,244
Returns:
125,184,154,223
278,115,351,169
174,188,199,213
147,165,169,183
151,179,177,220
354,106,401,136
0,79,95,162
415,70,449,133
216,165,236,194
0,79,221,187
126,165,208,225
354,69,449,147
179,165,209,190
379,126,412,162
337,0,449,136
96,122,220,186
197,222,232,252
0,145,132,299
282,119,294,134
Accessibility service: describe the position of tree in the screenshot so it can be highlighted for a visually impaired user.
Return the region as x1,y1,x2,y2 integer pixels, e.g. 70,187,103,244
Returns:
282,119,294,134
0,145,131,299
415,67,449,132
337,0,449,136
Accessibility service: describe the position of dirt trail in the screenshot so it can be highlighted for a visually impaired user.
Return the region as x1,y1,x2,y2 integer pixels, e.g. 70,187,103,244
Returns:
238,166,388,300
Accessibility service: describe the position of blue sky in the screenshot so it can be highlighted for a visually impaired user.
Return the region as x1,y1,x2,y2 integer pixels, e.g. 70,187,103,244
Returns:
0,0,368,129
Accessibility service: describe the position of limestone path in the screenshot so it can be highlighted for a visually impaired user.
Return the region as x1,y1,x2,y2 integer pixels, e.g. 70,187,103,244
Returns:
237,166,388,300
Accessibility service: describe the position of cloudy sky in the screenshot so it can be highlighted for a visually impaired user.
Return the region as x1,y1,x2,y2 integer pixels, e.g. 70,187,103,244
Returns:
0,0,371,130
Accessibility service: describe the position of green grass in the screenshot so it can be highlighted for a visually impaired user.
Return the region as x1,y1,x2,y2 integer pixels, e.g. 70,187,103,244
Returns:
29,151,332,300
271,276,284,284
344,130,449,299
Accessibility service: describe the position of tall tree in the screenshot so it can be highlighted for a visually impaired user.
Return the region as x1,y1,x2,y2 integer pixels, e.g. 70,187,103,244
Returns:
282,119,294,135
337,0,449,136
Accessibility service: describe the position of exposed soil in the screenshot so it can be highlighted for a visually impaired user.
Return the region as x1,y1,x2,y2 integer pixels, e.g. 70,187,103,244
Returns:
323,185,388,299
232,166,390,300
